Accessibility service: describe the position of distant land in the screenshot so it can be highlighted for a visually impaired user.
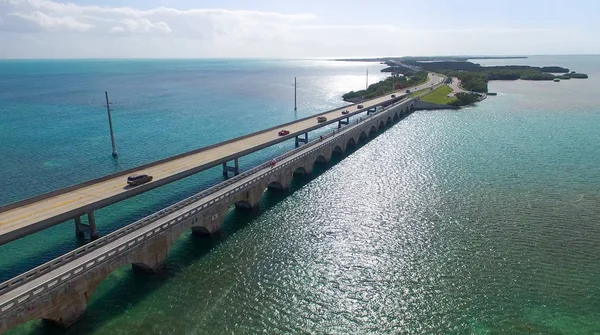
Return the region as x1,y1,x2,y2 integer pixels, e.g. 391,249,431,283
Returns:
334,56,527,62
337,56,588,96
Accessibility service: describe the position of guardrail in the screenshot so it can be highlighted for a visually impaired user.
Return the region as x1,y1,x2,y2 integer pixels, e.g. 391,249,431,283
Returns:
0,126,327,296
0,98,412,315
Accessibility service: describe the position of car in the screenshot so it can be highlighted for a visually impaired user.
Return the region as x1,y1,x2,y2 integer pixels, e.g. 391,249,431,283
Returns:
278,129,290,136
405,89,411,94
357,104,364,109
127,174,153,186
391,94,396,98
317,116,327,123
342,110,350,115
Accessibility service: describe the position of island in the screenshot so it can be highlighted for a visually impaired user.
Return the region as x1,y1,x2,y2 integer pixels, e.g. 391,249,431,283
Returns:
338,56,589,107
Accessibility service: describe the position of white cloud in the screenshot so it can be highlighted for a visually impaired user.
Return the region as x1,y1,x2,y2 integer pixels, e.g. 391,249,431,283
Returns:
119,18,171,34
109,26,124,34
9,10,92,31
0,0,597,58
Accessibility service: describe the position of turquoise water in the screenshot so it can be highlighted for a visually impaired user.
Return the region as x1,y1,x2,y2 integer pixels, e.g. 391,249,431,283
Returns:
2,56,600,334
0,59,387,279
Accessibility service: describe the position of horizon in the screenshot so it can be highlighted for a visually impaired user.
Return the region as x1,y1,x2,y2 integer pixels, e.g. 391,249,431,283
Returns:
1,0,600,59
1,54,600,61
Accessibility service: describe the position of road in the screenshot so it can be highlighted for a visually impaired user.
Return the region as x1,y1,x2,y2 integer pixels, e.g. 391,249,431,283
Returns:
448,77,467,96
0,73,444,245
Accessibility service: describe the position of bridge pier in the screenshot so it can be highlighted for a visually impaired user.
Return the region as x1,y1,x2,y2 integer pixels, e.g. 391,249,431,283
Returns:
74,213,98,240
74,216,84,238
43,304,87,330
222,158,239,179
295,133,308,148
191,226,213,237
338,117,349,129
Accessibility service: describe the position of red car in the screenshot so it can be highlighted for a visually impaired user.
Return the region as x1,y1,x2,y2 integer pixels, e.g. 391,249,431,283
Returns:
357,104,364,109
278,130,290,136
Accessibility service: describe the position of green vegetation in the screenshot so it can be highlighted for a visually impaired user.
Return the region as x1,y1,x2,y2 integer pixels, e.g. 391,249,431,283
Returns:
450,92,481,106
419,85,456,105
409,87,433,97
418,86,481,107
519,72,556,80
342,71,429,102
562,72,588,79
401,60,587,93
446,72,488,92
338,56,588,105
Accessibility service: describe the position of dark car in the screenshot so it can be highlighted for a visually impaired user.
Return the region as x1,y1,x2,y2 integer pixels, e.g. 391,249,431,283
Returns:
127,174,153,186
342,110,350,115
391,94,396,98
357,104,364,109
317,116,327,123
278,129,290,136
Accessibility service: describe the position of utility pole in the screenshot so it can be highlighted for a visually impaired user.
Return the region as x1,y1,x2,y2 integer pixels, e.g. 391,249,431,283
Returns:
104,91,118,158
366,69,369,90
294,77,297,112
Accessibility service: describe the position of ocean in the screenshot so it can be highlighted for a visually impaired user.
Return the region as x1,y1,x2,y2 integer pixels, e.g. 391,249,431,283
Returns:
1,56,599,334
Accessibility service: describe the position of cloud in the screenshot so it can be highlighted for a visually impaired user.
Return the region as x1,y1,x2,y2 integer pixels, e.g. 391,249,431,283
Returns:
109,26,124,34
9,10,92,31
0,0,596,58
119,18,171,34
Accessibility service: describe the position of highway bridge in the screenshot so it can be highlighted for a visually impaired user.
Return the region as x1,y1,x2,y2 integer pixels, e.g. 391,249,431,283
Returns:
0,73,443,246
0,91,421,333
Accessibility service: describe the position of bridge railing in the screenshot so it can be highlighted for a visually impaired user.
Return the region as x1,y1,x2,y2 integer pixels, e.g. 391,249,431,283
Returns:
0,98,412,314
0,121,328,296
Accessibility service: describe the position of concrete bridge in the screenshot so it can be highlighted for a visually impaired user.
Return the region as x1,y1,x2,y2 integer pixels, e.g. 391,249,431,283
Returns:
0,73,444,247
0,98,416,333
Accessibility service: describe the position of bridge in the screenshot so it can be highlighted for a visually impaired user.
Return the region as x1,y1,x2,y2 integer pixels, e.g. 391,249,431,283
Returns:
0,94,419,333
0,73,442,247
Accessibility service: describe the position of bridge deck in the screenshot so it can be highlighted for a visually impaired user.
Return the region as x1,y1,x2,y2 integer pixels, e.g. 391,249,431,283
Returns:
0,115,355,305
0,74,440,245
0,93,419,323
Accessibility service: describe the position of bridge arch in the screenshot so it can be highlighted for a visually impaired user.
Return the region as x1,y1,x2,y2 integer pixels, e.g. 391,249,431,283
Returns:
359,131,368,142
333,145,344,154
235,199,254,210
293,166,309,176
369,126,377,137
267,181,285,191
378,120,385,130
346,137,356,149
393,112,399,121
2,231,181,332
313,154,328,168
386,116,392,125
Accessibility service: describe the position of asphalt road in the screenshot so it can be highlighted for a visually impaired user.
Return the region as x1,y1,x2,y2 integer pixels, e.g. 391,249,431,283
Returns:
0,73,444,245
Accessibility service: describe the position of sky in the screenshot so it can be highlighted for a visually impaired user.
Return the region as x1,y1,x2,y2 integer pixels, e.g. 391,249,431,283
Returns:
0,0,599,59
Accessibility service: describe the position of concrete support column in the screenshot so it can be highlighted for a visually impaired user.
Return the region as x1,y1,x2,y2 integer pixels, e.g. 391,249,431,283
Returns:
74,213,99,239
295,133,308,148
87,212,98,240
74,216,84,237
222,158,240,179
337,117,349,129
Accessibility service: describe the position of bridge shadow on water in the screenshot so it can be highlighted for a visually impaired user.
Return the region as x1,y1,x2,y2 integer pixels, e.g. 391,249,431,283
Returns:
6,115,403,335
